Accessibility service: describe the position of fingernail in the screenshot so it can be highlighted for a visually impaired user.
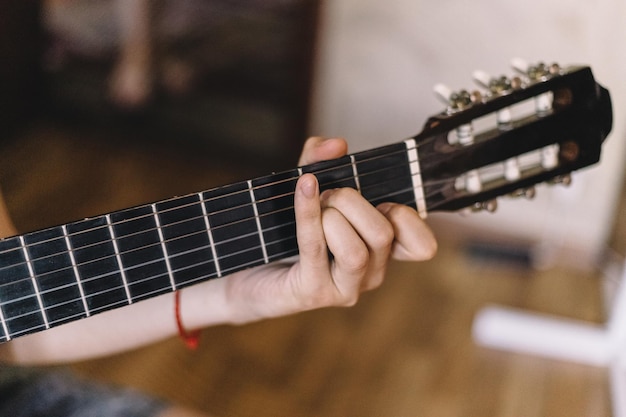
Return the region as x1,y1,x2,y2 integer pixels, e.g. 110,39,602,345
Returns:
319,189,334,203
377,202,393,215
299,174,317,198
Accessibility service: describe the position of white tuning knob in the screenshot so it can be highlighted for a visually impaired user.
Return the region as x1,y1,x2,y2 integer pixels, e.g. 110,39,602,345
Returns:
433,83,453,103
472,70,491,88
511,57,529,74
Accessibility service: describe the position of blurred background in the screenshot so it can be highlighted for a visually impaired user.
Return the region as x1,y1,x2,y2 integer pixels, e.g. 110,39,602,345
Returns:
1,0,625,416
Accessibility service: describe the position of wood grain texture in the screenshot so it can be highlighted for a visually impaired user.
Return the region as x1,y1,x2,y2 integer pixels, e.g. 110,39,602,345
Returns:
0,122,617,416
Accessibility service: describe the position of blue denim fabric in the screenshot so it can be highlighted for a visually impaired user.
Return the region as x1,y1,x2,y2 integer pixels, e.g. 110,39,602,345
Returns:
0,367,166,417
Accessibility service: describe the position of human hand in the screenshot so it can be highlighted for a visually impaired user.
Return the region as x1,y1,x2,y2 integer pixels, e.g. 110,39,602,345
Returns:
214,137,437,323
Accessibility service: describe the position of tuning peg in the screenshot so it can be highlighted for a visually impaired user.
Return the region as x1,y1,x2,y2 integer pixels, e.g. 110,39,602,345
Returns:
450,90,473,110
509,187,536,199
548,63,562,75
484,199,498,212
512,58,555,116
512,58,562,81
434,83,466,113
530,62,562,80
472,70,515,127
512,58,547,80
434,83,481,112
434,83,471,108
471,199,498,213
528,63,550,81
434,83,477,145
473,71,515,95
549,174,572,186
523,187,537,199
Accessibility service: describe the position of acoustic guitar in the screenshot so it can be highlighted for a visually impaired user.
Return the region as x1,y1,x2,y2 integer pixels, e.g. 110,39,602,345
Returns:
0,60,613,342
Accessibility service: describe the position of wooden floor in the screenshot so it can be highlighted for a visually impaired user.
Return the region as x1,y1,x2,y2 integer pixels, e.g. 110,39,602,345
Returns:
0,121,619,416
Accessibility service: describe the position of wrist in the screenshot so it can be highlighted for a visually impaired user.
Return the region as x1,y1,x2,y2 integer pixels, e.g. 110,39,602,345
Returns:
178,263,297,330
177,279,235,330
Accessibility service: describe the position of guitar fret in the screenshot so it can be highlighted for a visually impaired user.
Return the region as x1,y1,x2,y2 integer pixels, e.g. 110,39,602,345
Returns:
152,204,177,291
154,195,217,289
248,180,269,264
62,225,90,317
111,206,171,302
204,182,265,274
252,170,299,261
19,236,49,329
302,155,356,192
404,138,427,218
350,155,361,193
0,295,10,341
67,217,128,314
106,214,133,304
199,192,222,278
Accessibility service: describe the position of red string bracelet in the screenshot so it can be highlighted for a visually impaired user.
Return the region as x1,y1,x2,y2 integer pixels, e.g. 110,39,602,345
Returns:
174,290,201,350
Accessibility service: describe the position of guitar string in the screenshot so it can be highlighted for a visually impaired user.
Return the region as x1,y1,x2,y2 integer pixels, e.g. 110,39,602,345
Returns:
0,74,564,259
0,143,425,256
0,170,425,308
0,150,475,312
4,135,510,321
0,166,443,298
2,188,426,332
0,84,563,259
0,80,588,335
7,128,542,331
0,140,486,328
0,142,450,271
4,120,503,270
1,200,416,331
0,173,439,319
0,155,414,266
2,240,299,327
0,144,434,250
2,234,303,326
2,245,304,333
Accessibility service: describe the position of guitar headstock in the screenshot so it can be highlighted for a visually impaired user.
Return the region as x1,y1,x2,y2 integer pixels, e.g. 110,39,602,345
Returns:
415,59,612,213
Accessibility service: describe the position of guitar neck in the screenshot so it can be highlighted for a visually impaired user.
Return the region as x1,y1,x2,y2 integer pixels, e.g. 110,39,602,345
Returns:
0,63,613,343
0,140,422,341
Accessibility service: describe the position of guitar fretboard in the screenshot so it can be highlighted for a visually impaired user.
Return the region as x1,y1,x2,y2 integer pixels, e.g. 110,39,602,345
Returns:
0,140,422,341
